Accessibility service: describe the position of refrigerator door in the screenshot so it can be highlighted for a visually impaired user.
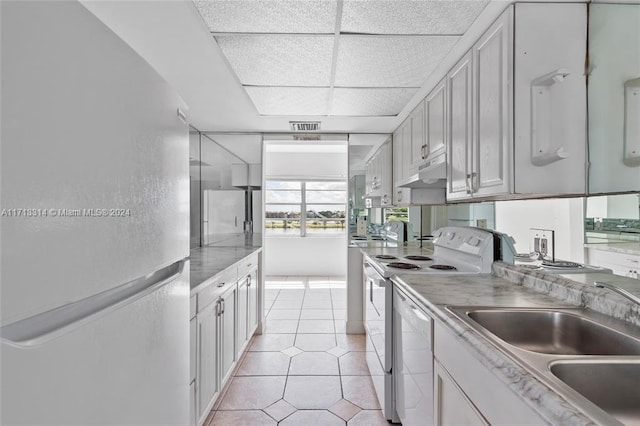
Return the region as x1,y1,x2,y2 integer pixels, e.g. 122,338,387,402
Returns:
203,190,245,243
1,0,190,324
1,263,190,425
1,2,189,424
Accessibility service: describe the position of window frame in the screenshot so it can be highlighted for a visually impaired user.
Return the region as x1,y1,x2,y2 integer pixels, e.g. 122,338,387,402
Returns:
265,179,347,237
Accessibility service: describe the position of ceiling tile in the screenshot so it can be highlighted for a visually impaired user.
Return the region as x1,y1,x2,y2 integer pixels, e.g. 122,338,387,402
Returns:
341,0,490,35
216,35,334,86
192,0,337,34
334,35,458,87
246,87,330,116
331,88,418,116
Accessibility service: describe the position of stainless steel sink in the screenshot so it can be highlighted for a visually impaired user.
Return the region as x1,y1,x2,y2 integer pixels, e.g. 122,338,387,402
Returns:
465,309,640,355
550,360,640,425
447,307,640,424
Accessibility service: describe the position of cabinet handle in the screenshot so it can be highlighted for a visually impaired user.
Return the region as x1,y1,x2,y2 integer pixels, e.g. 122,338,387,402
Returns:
217,281,225,288
215,299,221,317
421,144,427,160
247,275,251,287
397,190,403,202
466,174,472,194
221,298,225,315
470,172,478,192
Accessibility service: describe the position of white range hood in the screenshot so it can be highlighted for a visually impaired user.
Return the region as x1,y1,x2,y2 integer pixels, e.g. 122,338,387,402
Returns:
398,152,447,189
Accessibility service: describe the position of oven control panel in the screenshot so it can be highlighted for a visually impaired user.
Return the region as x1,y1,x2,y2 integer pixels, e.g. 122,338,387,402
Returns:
433,227,494,256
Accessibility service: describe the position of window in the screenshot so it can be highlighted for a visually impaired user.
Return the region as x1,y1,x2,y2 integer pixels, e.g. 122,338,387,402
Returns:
265,180,347,236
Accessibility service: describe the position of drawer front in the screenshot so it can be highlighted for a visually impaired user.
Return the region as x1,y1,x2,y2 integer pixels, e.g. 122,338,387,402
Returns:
197,268,238,312
238,253,259,278
197,276,222,312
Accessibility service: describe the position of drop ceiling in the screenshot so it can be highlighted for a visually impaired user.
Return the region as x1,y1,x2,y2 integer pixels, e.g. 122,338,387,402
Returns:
192,0,489,117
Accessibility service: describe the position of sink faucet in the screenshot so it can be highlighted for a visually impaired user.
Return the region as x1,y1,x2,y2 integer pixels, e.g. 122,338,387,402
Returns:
594,281,640,306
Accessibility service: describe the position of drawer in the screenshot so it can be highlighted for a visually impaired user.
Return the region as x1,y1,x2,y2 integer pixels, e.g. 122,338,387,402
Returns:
197,268,238,312
238,252,259,278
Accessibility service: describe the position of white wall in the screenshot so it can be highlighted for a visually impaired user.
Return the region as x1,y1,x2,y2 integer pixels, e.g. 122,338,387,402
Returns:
495,198,585,262
264,142,348,276
265,238,347,276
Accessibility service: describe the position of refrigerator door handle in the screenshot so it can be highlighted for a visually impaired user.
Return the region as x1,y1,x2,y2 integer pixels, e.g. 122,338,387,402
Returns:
1,258,186,346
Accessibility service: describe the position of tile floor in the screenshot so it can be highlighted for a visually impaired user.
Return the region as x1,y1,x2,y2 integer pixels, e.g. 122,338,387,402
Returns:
204,276,387,426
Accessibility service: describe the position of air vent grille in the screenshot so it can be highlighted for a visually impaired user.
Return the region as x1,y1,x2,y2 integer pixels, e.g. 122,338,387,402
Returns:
290,121,321,132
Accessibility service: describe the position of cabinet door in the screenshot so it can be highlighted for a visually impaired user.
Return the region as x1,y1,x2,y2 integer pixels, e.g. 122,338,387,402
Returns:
410,102,426,175
393,129,410,206
447,51,474,201
197,301,218,421
473,9,512,197
220,286,237,386
236,277,248,354
434,361,489,426
379,141,393,206
247,268,259,333
426,78,447,158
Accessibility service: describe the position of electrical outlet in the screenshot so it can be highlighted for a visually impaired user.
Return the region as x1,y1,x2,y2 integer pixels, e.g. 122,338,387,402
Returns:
476,219,487,228
530,228,555,260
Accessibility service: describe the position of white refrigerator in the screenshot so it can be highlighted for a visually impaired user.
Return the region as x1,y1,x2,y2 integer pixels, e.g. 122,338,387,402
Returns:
1,1,190,424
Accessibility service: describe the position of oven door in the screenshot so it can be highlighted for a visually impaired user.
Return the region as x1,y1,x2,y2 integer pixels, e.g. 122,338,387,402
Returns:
363,262,391,373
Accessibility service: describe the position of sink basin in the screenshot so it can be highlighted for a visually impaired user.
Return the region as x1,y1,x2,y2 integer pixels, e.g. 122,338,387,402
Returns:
459,308,640,355
550,361,640,425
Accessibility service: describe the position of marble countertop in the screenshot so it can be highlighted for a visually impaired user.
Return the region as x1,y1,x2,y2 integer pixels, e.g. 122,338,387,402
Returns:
584,240,640,256
392,262,640,426
204,233,263,248
190,246,262,291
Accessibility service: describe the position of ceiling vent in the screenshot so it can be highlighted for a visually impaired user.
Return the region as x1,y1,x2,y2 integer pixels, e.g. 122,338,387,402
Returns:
290,121,321,132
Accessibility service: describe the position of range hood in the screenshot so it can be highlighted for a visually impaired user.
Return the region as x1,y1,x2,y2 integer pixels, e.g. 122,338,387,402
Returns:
398,152,447,189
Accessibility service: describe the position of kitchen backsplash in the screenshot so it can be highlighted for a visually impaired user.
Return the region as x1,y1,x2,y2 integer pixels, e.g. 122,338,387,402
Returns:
585,217,640,233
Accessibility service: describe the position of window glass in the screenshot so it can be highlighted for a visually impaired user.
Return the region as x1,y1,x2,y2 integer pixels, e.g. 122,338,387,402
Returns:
264,180,347,236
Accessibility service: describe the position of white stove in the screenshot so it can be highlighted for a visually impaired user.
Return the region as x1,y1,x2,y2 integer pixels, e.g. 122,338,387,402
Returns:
362,226,499,423
367,226,497,278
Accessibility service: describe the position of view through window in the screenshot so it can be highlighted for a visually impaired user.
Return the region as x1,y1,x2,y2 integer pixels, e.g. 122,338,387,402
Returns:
265,180,347,236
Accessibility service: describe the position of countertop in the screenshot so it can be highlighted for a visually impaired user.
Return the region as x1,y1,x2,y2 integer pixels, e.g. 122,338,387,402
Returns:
203,232,263,248
392,262,640,426
190,233,262,291
584,240,640,256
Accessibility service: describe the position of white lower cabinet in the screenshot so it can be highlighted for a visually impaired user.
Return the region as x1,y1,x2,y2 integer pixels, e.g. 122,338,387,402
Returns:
236,276,248,353
433,320,544,425
586,248,640,279
236,266,259,356
247,268,259,334
193,253,261,425
220,285,237,387
434,360,488,426
197,300,219,423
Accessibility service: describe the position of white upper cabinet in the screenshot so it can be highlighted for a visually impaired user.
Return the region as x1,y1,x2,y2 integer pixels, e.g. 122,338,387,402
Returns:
588,3,640,194
409,101,426,176
365,138,393,207
446,3,587,201
472,8,512,199
513,3,587,196
425,78,447,158
447,51,474,201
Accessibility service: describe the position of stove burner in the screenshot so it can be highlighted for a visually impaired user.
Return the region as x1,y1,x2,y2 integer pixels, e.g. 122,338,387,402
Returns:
387,262,420,270
430,264,457,271
351,236,367,240
541,260,583,269
405,255,432,261
375,255,397,260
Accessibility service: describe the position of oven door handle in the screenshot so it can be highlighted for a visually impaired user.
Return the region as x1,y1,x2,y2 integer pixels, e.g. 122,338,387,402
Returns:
363,262,386,287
